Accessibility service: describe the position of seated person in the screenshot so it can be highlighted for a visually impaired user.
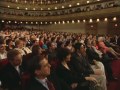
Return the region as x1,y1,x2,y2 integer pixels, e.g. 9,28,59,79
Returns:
0,49,23,90
56,48,91,90
98,37,120,59
70,43,107,90
26,55,69,90
0,37,7,60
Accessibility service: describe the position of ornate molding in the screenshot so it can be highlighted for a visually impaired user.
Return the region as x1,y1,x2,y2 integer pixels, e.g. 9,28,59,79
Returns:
0,7,120,21
0,0,115,10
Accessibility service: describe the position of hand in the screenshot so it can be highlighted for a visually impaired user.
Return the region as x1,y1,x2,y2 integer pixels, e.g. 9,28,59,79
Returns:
71,83,78,89
85,77,98,84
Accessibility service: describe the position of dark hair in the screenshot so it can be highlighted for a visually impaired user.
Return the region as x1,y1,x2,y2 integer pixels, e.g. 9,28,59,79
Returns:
28,55,45,76
32,45,41,55
57,48,71,61
6,39,12,45
7,49,21,61
15,40,23,46
0,37,5,45
74,43,83,51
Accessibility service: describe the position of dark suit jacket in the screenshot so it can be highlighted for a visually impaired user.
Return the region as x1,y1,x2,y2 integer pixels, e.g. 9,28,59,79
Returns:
70,52,94,77
117,37,120,46
56,63,89,90
26,77,48,90
86,47,101,64
26,70,70,90
0,63,22,90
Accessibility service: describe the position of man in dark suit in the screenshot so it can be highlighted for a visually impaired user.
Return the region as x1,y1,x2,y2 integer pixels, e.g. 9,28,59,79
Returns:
0,49,23,90
26,55,68,90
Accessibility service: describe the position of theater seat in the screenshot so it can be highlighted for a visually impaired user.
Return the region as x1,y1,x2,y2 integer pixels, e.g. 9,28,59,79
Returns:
107,59,120,90
0,59,8,70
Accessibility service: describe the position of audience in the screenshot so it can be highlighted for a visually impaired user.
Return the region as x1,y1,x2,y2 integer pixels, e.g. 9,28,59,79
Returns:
0,29,120,90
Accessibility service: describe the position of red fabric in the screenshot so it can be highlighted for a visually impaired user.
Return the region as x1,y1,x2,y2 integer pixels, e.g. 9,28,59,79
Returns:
107,59,120,90
46,80,56,90
0,59,8,69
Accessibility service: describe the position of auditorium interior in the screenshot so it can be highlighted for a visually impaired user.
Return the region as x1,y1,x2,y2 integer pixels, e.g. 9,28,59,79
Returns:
0,0,120,90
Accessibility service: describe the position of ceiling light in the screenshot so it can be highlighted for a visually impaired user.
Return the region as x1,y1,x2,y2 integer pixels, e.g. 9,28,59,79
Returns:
25,8,28,10
8,5,10,8
89,19,93,23
41,8,43,10
104,18,108,21
36,22,38,24
17,7,19,9
72,20,75,24
62,21,65,24
113,17,117,21
54,22,57,24
58,21,61,24
2,20,4,22
83,19,86,23
55,7,57,9
77,3,80,5
91,25,93,27
20,22,22,24
115,24,118,27
87,1,90,3
77,20,80,23
25,0,27,3
97,19,100,22
67,21,69,24
26,22,28,24
48,8,50,10
62,6,64,8
15,21,17,23
69,5,72,7
8,21,11,23
33,8,36,10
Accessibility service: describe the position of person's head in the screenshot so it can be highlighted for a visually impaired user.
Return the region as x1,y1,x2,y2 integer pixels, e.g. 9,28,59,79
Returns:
7,49,22,66
91,40,97,46
0,38,6,53
32,45,42,55
47,42,56,50
29,55,51,79
6,39,14,46
19,38,27,46
98,37,104,42
57,48,71,62
74,43,86,54
15,40,24,49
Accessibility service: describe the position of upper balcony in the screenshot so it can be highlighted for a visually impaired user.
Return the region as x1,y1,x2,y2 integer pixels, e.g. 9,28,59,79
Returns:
0,0,120,21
